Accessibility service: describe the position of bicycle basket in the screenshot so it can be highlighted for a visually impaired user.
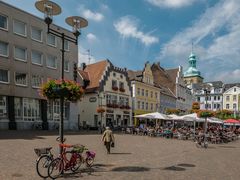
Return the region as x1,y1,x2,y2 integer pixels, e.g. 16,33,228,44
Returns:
34,147,52,157
72,145,86,153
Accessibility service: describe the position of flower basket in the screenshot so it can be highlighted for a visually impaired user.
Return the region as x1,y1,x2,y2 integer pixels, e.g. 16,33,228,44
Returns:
40,79,84,102
119,88,125,92
112,86,118,91
197,110,215,118
97,107,105,113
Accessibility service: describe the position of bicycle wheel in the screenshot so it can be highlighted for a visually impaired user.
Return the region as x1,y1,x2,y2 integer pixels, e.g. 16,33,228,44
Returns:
36,154,53,178
70,153,83,172
48,158,64,179
86,156,94,167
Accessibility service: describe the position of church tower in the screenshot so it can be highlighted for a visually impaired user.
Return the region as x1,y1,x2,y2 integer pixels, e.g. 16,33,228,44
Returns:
183,51,203,86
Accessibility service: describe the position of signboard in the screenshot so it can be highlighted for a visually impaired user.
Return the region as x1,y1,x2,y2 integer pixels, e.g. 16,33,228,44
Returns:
89,97,97,102
123,111,130,114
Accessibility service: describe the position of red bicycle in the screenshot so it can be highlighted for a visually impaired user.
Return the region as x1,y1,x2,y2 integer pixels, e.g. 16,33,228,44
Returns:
47,143,82,179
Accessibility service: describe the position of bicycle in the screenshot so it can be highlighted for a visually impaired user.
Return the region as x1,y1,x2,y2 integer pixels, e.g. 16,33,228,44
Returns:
195,135,208,148
47,143,82,179
34,137,66,178
34,147,53,178
32,122,42,130
72,144,96,167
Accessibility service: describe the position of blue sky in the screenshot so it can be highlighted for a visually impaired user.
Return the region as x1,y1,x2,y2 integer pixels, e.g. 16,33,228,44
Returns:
2,0,240,83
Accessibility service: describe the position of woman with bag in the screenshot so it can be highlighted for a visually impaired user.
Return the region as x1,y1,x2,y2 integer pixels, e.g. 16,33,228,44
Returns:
101,127,115,154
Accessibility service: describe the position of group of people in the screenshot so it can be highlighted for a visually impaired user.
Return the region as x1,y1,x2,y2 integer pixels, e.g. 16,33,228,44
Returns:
128,123,240,143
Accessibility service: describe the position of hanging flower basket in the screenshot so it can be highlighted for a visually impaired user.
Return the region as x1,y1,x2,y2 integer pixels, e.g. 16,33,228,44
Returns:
40,79,84,102
96,107,105,113
197,110,215,118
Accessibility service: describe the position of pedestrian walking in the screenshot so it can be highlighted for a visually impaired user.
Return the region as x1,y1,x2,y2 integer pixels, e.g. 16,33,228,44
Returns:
101,126,115,154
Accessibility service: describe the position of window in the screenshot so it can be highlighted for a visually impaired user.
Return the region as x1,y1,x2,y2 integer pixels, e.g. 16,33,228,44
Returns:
112,80,117,88
213,104,216,109
0,69,9,83
31,75,43,88
137,101,140,109
151,103,153,110
137,88,140,95
214,96,216,101
119,96,124,106
31,50,42,65
119,82,124,89
233,95,237,101
64,60,69,72
146,90,148,97
146,102,148,110
150,91,153,98
218,96,220,100
46,55,57,69
47,34,56,47
155,104,158,111
155,92,158,99
0,41,8,57
208,104,211,109
0,14,8,30
233,103,237,110
64,40,69,51
23,98,40,121
234,88,236,92
13,20,26,36
141,102,144,109
0,96,7,118
113,73,116,77
15,72,27,86
31,27,42,42
14,97,22,119
141,89,144,96
217,104,220,109
197,97,200,102
226,104,229,109
226,96,230,101
14,46,27,61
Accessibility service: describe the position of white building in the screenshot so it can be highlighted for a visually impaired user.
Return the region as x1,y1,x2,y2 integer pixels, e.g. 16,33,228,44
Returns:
78,60,132,129
192,81,224,111
223,85,240,112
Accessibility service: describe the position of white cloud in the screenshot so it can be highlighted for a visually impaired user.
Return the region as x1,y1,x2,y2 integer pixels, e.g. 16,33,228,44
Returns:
114,16,159,46
158,0,240,83
212,69,240,83
82,9,104,22
86,33,97,42
146,0,197,8
78,46,96,66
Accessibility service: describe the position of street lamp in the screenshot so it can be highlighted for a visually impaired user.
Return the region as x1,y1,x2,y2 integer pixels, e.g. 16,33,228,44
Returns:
203,87,211,146
35,0,88,152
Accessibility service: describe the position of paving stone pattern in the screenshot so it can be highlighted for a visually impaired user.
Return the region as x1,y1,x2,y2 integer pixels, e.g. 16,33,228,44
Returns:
0,131,240,180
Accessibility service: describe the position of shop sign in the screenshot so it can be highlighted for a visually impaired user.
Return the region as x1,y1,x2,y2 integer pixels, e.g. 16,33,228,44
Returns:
89,97,97,102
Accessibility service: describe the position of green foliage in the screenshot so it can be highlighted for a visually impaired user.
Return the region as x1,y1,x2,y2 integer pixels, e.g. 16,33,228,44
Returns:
40,79,84,102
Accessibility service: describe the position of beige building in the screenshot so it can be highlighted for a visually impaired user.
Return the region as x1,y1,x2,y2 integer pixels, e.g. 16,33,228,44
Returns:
0,2,78,130
78,60,132,128
128,62,161,126
223,86,240,112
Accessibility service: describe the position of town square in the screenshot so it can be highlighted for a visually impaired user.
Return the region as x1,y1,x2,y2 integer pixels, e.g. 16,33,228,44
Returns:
1,0,240,179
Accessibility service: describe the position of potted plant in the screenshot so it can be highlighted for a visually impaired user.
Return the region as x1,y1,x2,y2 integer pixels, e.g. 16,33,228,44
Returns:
197,110,215,118
119,87,125,92
96,107,105,113
112,86,118,91
40,79,84,102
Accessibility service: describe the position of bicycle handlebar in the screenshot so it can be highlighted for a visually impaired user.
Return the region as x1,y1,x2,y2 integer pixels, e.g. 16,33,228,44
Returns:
56,137,66,143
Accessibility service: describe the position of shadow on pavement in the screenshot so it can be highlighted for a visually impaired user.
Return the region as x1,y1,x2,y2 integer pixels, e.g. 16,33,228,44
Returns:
0,130,101,140
177,163,196,167
111,166,150,172
163,166,186,171
93,163,115,167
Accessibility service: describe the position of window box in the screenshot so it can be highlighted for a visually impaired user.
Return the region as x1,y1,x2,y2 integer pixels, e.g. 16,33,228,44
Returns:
119,87,125,92
112,86,118,91
96,107,105,113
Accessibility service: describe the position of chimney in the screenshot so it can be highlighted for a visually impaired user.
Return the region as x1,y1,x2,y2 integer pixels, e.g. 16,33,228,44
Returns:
81,63,86,70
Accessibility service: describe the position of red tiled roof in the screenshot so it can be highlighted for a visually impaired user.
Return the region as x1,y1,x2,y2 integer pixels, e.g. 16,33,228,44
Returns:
79,60,109,90
166,68,178,83
151,63,176,94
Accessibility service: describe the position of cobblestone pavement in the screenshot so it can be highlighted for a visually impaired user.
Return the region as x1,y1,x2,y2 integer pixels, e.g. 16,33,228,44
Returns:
1,130,240,180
